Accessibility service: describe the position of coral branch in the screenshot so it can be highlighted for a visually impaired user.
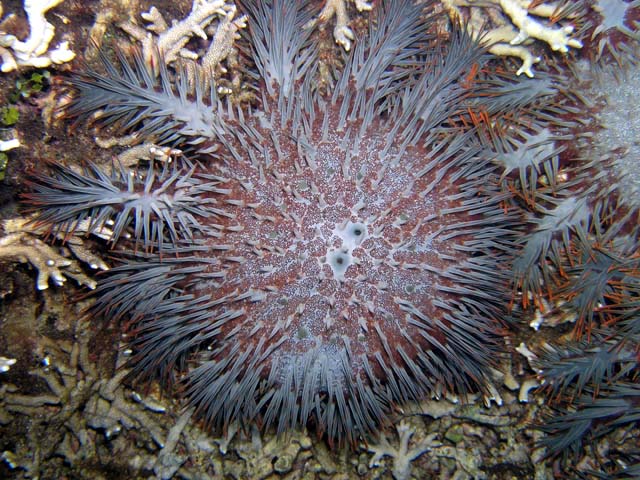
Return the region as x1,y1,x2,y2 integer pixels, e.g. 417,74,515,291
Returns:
443,0,582,76
119,0,246,75
0,0,75,72
367,421,440,480
0,216,106,290
0,356,16,372
305,0,373,51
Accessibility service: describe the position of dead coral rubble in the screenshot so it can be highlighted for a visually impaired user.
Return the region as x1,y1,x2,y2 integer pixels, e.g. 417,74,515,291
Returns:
0,217,106,290
442,0,583,76
119,0,247,77
0,0,75,72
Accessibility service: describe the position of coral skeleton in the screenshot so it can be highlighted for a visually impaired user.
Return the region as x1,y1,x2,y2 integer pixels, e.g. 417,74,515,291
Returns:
367,421,439,480
0,356,16,373
0,333,213,478
518,377,539,402
0,135,19,151
0,0,74,72
443,0,583,76
305,0,373,51
94,135,183,169
0,216,107,290
119,0,246,76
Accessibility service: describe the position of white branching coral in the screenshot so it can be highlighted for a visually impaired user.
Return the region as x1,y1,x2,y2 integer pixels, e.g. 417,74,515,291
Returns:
94,135,183,169
119,0,246,75
0,356,16,373
0,134,19,152
0,216,108,290
367,421,440,480
443,0,583,77
0,0,75,72
305,0,373,51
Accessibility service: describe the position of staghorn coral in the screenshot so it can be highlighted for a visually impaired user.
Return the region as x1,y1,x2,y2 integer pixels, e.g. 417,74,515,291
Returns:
0,326,223,479
305,0,373,51
0,355,16,372
0,0,75,72
443,0,584,76
119,0,246,78
0,134,19,152
367,420,440,480
0,216,104,290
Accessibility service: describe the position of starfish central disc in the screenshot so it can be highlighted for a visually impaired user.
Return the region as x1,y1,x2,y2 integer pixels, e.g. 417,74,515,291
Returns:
193,116,460,391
